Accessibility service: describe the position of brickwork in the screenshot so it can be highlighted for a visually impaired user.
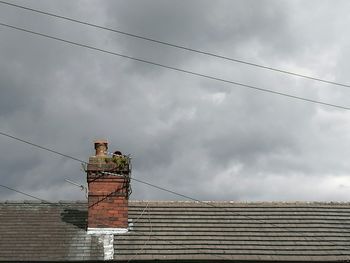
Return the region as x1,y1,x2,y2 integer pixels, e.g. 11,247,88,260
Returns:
87,145,129,229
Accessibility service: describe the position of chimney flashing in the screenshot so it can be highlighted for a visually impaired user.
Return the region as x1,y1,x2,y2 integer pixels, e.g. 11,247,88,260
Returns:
87,227,128,235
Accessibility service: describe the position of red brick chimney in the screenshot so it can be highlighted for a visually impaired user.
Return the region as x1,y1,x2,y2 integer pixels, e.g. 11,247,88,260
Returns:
87,139,130,234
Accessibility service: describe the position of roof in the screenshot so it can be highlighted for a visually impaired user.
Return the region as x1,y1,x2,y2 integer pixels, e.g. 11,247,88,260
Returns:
1,200,350,262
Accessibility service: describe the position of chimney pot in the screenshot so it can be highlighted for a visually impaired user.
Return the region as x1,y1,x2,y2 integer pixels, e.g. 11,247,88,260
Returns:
94,139,108,157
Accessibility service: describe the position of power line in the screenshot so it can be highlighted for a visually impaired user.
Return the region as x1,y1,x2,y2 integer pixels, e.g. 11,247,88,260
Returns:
129,207,232,261
1,130,350,255
131,177,202,203
0,131,85,163
0,0,349,89
0,22,350,111
0,183,51,203
0,183,79,208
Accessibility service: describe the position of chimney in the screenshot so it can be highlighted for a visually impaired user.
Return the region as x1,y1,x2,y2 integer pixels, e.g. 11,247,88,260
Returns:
86,139,130,234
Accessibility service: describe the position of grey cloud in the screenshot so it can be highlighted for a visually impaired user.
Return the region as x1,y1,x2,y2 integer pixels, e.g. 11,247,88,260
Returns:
102,0,298,75
0,0,350,203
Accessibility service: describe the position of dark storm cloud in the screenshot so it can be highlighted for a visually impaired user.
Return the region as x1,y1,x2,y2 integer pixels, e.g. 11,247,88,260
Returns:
101,0,300,77
0,0,350,202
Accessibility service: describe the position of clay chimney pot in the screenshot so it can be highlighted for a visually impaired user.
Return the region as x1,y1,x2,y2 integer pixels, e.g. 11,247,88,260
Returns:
94,139,108,156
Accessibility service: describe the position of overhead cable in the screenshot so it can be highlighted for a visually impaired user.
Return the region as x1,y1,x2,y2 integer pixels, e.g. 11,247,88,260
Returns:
0,131,85,163
0,183,51,203
0,22,350,111
0,0,349,88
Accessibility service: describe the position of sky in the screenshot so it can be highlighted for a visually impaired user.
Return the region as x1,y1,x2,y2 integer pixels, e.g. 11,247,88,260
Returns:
1,0,350,202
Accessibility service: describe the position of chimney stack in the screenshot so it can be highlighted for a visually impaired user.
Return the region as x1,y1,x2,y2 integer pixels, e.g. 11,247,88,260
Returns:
87,140,130,234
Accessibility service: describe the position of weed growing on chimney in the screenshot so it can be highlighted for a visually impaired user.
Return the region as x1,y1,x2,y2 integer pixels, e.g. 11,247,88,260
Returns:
105,155,129,170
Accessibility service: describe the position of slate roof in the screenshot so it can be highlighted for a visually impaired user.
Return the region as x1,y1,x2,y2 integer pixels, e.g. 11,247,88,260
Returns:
123,201,350,262
0,201,103,261
1,200,350,262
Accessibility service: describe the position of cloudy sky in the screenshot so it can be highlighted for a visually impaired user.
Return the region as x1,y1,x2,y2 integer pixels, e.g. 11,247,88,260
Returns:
1,0,350,202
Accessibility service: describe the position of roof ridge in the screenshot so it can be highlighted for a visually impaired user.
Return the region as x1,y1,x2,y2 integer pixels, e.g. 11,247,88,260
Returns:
1,200,350,205
0,200,87,204
128,200,350,204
